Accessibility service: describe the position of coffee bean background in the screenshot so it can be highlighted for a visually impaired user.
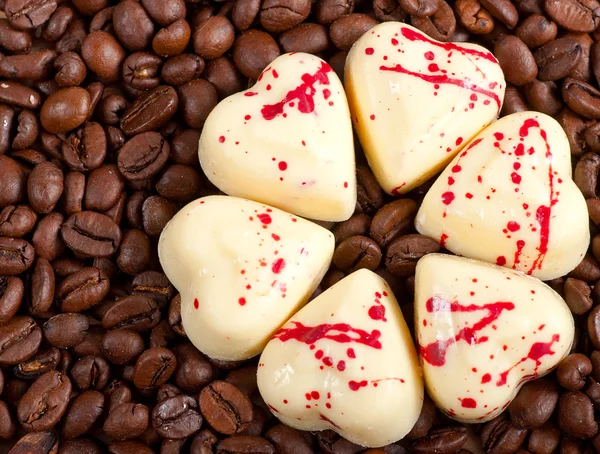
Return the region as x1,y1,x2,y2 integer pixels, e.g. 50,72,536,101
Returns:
0,0,599,452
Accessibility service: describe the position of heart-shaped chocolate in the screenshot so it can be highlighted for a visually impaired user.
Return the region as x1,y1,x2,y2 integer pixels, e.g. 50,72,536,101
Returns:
199,53,356,222
415,254,574,423
345,22,505,195
257,269,423,447
415,111,589,280
158,196,334,360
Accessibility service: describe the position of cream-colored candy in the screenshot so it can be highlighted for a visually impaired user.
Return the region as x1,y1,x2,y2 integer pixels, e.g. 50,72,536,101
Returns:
415,254,574,423
415,111,589,281
157,196,334,361
199,53,356,222
345,22,505,195
257,269,423,447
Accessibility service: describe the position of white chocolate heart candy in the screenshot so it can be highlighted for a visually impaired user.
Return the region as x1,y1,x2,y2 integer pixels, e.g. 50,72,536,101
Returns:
257,269,423,447
345,22,505,195
157,195,334,361
415,254,574,423
415,111,589,281
199,53,356,222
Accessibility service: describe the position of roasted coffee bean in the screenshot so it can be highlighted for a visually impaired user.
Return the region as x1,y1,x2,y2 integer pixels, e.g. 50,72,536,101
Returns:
12,110,38,150
588,306,600,349
170,130,200,166
97,95,128,125
558,354,592,391
398,0,439,16
121,87,178,137
0,50,54,82
118,132,170,181
199,380,253,435
481,417,528,453
569,253,600,281
259,0,310,32
0,237,34,276
104,379,132,415
191,429,219,453
557,107,587,156
0,104,14,155
132,271,174,308
575,153,600,198
62,172,85,216
28,258,55,317
168,295,185,337
0,400,16,440
104,402,150,440
373,0,406,21
14,347,60,380
103,294,161,332
177,79,218,129
142,0,186,26
42,313,89,349
112,0,154,51
563,77,600,119
356,167,383,214
122,52,161,92
84,164,125,212
27,162,63,214
330,14,378,51
62,122,107,172
515,14,557,47
116,229,151,275
155,164,202,202
385,234,440,277
205,57,245,100
509,378,558,429
0,276,23,324
494,35,538,86
109,440,155,454
0,81,41,110
501,85,529,115
40,87,91,134
279,23,330,53
410,0,456,41
528,421,561,453
133,347,177,390
62,390,104,439
0,18,31,53
70,355,110,391
315,0,353,24
152,394,202,439
152,19,191,57
193,16,235,59
479,0,518,28
232,0,260,30
9,431,58,454
558,390,598,438
333,215,371,244
585,121,600,152
81,31,126,82
5,0,58,30
564,278,593,315
566,32,593,83
142,195,177,237
544,0,600,33
216,436,275,454
524,79,562,115
333,235,382,272
62,211,122,257
412,425,467,453
55,17,87,53
174,344,216,394
60,438,104,454
42,5,74,41
54,52,86,87
161,54,204,87
233,30,280,80
57,266,110,312
102,329,145,365
0,205,37,238
17,370,71,431
264,425,313,454
454,0,494,35
405,396,437,440
370,199,417,248
534,37,582,82
0,156,27,206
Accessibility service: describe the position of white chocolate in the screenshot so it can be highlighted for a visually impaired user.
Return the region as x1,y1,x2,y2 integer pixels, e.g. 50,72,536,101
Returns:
345,22,505,195
199,53,356,222
415,254,574,423
157,196,334,361
415,111,589,281
257,269,423,447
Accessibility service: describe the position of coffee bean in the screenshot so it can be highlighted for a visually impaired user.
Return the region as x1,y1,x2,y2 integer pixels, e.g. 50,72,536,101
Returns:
545,0,600,33
118,132,170,181
27,257,54,317
0,276,23,324
17,370,71,431
481,417,528,453
40,87,91,134
232,0,260,30
385,234,440,277
112,0,154,51
199,380,253,435
54,52,86,88
0,18,31,53
152,394,202,439
0,400,16,440
494,35,538,86
527,422,559,453
70,355,110,391
161,54,205,88
0,104,14,155
12,109,38,150
191,429,219,453
563,77,600,119
27,162,63,214
42,313,89,349
8,431,58,454
278,23,329,54
0,237,34,276
102,329,145,365
556,107,587,156
205,57,244,100
454,0,494,35
410,0,456,41
575,152,600,198
5,0,58,30
132,271,174,308
405,396,437,439
60,438,104,454
82,31,126,82
509,378,558,429
193,16,235,59
152,18,191,57
557,354,592,391
315,0,353,24
142,0,186,26
588,306,600,349
478,0,518,28
564,278,593,315
534,37,582,82
168,295,186,337
109,440,155,454
259,0,310,32
62,211,122,258
174,344,217,394
264,425,313,454
61,122,107,172
142,195,177,237
501,85,529,116
412,425,468,453
116,229,151,275
330,14,378,51
121,86,178,137
569,253,600,281
524,79,563,115
0,205,37,238
13,347,60,380
84,164,125,212
103,294,161,332
177,79,218,129
333,235,382,272
55,17,87,53
0,81,41,110
217,436,275,454
0,156,27,206
133,347,177,390
56,267,109,315
104,402,150,440
373,0,406,21
558,390,598,438
42,5,74,41
62,390,104,439
233,30,280,80
370,199,417,248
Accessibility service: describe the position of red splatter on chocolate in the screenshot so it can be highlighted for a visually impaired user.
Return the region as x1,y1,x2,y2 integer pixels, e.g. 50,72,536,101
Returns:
428,63,440,72
323,88,331,99
323,357,333,367
261,62,332,120
193,298,199,309
391,38,399,45
425,51,435,60
271,233,280,241
511,172,522,184
219,136,225,143
448,176,455,185
268,404,279,413
271,258,286,274
347,348,356,358
273,322,382,349
368,305,386,321
452,165,462,173
257,213,272,224
496,256,507,266
507,221,520,232
238,297,246,306
513,240,526,268
440,233,448,247
420,296,515,367
465,193,473,199
456,137,463,146
283,400,288,404
348,380,368,391
441,192,455,205
481,373,491,384
460,398,477,409
244,115,251,120
344,182,348,188
244,92,258,97
311,391,320,399
320,414,341,429
337,361,346,371
278,161,287,171
365,47,374,55
272,69,279,78
370,114,376,120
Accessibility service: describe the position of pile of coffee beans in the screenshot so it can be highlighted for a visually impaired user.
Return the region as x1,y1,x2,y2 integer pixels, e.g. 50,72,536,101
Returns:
1,0,600,452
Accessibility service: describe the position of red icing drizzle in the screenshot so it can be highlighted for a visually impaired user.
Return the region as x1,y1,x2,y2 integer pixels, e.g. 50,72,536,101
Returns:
348,380,368,391
320,414,341,429
271,258,286,274
238,297,246,306
193,298,199,309
481,373,491,384
261,62,332,120
273,321,382,349
257,213,272,224
420,296,515,366
460,398,477,408
368,292,387,322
